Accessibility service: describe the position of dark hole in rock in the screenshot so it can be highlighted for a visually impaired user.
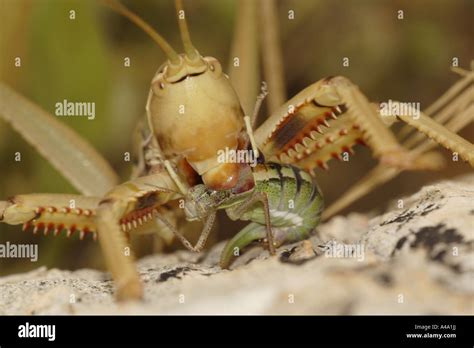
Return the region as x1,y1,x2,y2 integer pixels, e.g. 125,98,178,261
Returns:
157,266,191,282
279,246,318,265
374,272,394,287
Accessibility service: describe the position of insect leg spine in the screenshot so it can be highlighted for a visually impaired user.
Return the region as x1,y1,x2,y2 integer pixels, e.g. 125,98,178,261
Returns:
22,205,97,240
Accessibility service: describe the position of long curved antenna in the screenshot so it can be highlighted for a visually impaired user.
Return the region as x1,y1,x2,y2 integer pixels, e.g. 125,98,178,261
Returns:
174,0,198,59
102,0,180,64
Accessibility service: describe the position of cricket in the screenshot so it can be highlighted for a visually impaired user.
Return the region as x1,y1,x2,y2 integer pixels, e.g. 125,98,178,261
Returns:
0,0,473,302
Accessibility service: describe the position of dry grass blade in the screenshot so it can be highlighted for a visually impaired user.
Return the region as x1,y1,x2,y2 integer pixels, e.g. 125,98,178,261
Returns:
228,0,259,116
260,0,286,114
0,83,119,196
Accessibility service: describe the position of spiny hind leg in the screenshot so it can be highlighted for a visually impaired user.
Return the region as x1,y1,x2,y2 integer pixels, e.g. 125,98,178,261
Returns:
323,105,474,220
332,67,474,167
387,103,474,165
255,76,439,172
323,68,474,219
399,63,473,141
321,76,438,170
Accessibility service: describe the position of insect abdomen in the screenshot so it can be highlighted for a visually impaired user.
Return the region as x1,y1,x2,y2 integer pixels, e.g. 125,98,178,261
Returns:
243,163,324,243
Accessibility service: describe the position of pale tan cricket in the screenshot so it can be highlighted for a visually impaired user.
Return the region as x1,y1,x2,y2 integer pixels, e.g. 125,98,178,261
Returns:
0,0,473,301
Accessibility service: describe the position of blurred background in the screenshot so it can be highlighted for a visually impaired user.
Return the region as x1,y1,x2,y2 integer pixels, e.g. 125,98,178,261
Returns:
0,0,472,275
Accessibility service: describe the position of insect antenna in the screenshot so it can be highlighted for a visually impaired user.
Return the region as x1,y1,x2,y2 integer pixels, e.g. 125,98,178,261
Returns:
244,82,269,159
174,0,199,59
101,0,180,64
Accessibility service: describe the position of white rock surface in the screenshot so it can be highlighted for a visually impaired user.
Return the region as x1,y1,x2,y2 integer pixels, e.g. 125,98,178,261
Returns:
0,175,473,314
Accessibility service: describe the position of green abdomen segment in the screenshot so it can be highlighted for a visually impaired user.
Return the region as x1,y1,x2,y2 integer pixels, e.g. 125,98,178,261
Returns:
220,163,324,268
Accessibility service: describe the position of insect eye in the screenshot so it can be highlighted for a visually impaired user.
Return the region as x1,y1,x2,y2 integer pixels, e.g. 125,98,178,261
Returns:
151,77,167,95
205,57,223,77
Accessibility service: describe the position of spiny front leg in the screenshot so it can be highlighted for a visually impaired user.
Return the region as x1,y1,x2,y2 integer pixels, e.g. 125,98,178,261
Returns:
0,194,100,239
0,193,182,241
0,183,180,301
0,194,141,301
95,172,181,301
95,202,141,302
